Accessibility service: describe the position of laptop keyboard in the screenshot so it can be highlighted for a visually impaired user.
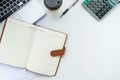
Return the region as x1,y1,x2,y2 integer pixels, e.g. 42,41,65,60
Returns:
0,0,30,23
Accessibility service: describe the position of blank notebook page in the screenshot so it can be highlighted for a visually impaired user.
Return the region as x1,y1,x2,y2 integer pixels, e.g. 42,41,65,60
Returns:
26,27,66,76
0,19,36,67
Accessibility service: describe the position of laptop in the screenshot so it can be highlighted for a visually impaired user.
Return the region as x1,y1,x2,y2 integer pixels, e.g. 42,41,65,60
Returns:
0,0,46,23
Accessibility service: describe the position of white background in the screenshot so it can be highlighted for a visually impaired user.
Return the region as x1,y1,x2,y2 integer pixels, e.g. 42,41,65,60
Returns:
1,0,120,80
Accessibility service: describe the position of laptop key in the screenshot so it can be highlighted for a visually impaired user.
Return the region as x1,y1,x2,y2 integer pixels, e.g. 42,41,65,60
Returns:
9,1,13,4
16,1,20,4
1,12,4,16
13,3,17,6
6,0,10,2
3,1,7,4
0,3,3,6
0,11,13,22
6,3,10,7
18,2,24,7
4,10,7,13
23,1,26,4
7,8,11,11
12,8,17,12
3,6,7,9
13,0,16,2
16,5,20,9
10,5,14,9
0,8,3,11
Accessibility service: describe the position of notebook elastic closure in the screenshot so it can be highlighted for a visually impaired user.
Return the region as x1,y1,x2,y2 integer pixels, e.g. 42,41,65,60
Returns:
50,47,66,56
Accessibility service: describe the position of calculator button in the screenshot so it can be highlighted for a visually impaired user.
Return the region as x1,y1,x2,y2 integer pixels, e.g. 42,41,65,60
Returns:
84,0,91,5
95,12,100,16
92,10,97,13
101,13,105,17
89,7,94,10
87,4,90,7
104,9,108,14
103,0,108,3
98,16,102,19
98,0,103,3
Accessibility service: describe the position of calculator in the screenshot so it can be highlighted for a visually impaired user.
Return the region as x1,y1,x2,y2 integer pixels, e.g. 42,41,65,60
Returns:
82,0,119,21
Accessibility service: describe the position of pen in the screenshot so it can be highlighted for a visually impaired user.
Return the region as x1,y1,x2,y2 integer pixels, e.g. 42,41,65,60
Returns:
60,0,79,18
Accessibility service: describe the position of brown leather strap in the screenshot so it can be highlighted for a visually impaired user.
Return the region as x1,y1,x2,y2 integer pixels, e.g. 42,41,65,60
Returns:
0,19,8,42
51,47,66,57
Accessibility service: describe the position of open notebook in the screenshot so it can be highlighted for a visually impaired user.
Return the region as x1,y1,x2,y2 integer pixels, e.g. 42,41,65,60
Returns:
0,18,67,76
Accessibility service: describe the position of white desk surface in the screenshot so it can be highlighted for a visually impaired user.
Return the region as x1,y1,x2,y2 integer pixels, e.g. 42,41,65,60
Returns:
1,0,120,80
